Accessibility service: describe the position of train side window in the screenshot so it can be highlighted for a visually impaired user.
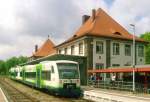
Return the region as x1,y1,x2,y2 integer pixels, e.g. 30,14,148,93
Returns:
25,72,36,79
42,71,51,80
51,66,54,73
20,71,22,77
49,71,51,80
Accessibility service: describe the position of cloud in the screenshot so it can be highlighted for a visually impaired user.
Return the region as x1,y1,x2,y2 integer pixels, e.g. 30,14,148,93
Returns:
15,0,81,39
109,0,150,35
0,0,82,60
0,0,149,60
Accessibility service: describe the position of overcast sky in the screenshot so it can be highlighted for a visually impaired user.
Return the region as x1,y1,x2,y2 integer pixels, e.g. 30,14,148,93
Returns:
0,0,150,60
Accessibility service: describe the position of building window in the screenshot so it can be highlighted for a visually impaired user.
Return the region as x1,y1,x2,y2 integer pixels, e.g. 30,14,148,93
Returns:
125,44,131,56
64,48,67,55
106,73,110,78
58,50,61,54
95,63,104,69
79,43,83,54
71,45,75,55
112,64,120,67
138,45,144,57
113,43,120,55
96,41,103,54
124,62,131,66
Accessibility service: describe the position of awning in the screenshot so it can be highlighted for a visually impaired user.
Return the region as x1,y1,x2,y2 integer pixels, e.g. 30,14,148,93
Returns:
88,67,150,73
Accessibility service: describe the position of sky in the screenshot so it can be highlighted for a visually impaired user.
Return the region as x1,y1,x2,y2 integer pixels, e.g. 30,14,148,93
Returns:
0,0,150,60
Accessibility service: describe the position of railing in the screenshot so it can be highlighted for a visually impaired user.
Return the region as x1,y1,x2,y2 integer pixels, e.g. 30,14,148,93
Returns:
88,80,150,93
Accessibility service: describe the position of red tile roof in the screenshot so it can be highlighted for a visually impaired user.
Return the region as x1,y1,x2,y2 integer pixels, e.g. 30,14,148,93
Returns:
32,39,56,57
56,8,146,47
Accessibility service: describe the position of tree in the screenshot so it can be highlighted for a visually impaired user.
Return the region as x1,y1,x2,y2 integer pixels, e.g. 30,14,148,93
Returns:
140,32,150,64
18,56,28,64
0,60,6,75
0,56,28,75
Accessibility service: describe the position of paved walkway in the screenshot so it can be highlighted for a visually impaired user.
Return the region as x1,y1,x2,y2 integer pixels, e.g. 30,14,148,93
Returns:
0,87,7,102
82,86,150,102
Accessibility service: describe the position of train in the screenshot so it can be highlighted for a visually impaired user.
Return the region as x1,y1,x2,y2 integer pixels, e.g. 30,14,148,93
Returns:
9,60,82,97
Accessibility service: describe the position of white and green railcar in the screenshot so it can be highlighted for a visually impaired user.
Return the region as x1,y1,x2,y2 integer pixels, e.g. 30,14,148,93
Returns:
23,65,36,86
9,67,17,79
38,60,81,96
9,66,21,80
11,60,82,97
15,66,22,81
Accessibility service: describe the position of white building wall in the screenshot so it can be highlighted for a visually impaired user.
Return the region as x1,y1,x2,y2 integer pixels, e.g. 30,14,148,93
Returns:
61,49,65,54
57,38,85,56
67,46,71,55
93,38,106,69
57,37,145,68
92,38,145,68
74,44,79,55
111,40,133,67
136,56,145,65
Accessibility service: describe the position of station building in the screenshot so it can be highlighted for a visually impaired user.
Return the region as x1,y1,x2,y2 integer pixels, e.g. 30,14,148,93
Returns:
28,8,149,84
55,8,147,70
29,38,56,61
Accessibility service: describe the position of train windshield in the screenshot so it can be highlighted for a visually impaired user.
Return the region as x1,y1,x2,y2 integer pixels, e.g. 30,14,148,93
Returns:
57,63,79,79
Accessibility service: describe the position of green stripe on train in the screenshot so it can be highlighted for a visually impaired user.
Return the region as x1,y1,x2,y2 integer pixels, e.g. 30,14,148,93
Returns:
41,64,45,88
36,64,42,88
22,66,25,81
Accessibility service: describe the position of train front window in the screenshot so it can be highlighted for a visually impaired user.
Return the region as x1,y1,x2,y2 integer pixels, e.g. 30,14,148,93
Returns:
57,63,79,79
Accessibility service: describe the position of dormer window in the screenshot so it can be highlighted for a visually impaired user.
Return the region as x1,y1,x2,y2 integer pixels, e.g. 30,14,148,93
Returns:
113,32,121,35
73,35,77,37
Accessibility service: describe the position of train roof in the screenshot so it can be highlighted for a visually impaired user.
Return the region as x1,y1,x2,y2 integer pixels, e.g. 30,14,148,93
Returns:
25,64,35,67
40,60,78,64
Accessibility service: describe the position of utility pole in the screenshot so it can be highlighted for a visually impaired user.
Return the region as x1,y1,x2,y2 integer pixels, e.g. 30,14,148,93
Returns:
130,24,135,92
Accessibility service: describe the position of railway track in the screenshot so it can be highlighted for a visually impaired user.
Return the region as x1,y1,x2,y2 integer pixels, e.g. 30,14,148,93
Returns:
0,77,92,102
0,78,39,102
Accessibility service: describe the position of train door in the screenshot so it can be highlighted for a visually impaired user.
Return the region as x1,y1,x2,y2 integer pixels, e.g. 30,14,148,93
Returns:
22,67,25,81
36,64,42,88
51,65,55,81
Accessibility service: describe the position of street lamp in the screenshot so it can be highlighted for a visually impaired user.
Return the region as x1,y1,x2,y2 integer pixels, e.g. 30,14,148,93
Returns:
130,24,135,92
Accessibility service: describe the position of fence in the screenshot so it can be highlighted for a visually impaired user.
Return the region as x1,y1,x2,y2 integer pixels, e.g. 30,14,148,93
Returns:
88,80,150,93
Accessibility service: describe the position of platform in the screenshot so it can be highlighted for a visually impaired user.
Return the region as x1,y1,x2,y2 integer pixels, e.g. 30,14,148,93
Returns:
0,87,8,102
82,86,150,102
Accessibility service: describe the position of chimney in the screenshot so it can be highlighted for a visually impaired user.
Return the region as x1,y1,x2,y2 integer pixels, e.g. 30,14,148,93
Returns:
82,15,90,24
35,45,38,52
92,9,96,21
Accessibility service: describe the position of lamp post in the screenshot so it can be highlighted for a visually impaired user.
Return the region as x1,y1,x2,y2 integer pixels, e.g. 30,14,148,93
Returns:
130,24,135,92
